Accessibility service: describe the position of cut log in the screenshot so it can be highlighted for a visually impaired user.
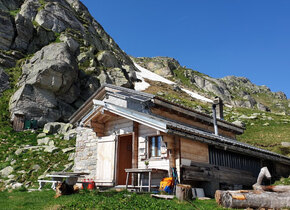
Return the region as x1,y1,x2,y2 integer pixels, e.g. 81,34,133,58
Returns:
261,185,290,192
215,190,290,209
176,184,192,201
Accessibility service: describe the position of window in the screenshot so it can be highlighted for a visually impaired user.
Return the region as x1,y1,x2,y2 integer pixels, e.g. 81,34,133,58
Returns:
149,136,162,157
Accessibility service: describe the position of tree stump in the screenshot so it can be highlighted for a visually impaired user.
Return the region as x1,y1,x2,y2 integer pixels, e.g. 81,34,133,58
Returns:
176,184,192,201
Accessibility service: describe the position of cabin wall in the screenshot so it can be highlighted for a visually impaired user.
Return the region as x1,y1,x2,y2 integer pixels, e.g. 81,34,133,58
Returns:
274,162,290,179
180,137,209,164
74,127,98,180
104,117,133,136
151,108,236,139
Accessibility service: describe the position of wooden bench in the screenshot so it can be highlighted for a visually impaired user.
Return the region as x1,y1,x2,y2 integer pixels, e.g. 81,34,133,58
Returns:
38,180,59,190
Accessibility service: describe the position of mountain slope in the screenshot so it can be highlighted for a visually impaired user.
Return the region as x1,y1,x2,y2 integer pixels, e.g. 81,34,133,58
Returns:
0,0,138,127
133,56,290,115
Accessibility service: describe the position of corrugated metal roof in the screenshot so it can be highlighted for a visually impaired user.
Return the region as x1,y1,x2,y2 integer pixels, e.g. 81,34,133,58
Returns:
165,121,290,164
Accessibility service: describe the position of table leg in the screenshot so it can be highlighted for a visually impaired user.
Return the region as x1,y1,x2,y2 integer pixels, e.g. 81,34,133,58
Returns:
125,172,130,190
148,171,151,192
138,173,140,187
140,173,143,192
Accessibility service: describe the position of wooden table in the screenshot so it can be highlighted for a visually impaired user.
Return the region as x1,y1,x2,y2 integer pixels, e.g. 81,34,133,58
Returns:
125,168,153,192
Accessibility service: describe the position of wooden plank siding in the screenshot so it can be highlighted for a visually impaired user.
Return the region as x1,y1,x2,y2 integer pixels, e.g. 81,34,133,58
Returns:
180,138,209,163
151,108,236,139
104,117,133,136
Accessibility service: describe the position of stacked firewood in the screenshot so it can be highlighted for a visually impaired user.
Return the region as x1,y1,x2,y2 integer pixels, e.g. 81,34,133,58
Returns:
215,167,290,209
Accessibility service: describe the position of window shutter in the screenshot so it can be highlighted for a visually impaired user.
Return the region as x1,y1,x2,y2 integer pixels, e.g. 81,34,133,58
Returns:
160,136,168,158
145,136,149,159
140,136,148,160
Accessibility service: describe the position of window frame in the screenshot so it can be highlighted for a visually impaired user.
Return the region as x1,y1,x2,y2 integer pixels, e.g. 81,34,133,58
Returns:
148,135,163,158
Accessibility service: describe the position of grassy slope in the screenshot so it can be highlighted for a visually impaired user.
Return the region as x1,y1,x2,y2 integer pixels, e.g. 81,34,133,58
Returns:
0,58,75,190
0,190,229,210
227,108,290,156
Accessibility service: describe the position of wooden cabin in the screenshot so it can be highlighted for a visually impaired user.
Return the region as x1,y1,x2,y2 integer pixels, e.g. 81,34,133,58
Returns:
69,84,290,196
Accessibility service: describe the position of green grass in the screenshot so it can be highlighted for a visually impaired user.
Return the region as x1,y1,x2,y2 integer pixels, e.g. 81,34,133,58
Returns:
172,67,202,92
274,177,290,185
0,190,228,210
0,129,76,189
38,0,46,11
223,107,290,156
9,9,20,17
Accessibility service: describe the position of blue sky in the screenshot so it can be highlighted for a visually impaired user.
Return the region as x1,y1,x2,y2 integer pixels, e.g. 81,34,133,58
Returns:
82,0,290,98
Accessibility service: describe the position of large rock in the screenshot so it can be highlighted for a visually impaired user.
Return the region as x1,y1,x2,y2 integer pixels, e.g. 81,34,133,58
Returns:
35,1,84,33
18,0,40,21
12,13,34,52
97,50,120,68
0,11,15,50
0,68,10,95
37,137,50,145
132,56,180,78
0,0,23,11
0,166,14,177
19,42,78,92
43,122,73,134
257,102,270,112
10,42,79,126
281,142,290,147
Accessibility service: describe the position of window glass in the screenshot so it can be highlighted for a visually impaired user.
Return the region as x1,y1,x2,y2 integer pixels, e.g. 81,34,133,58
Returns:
157,136,161,156
151,136,156,157
149,136,162,157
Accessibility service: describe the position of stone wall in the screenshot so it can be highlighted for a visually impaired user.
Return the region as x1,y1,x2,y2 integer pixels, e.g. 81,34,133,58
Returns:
73,127,98,180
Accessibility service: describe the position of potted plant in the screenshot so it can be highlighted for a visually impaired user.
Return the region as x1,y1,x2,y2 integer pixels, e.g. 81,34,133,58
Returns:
144,160,149,169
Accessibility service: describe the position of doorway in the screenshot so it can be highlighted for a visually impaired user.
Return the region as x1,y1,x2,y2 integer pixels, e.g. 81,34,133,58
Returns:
117,134,132,185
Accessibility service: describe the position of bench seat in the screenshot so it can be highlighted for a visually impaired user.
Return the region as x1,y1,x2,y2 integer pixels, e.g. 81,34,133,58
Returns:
38,180,59,190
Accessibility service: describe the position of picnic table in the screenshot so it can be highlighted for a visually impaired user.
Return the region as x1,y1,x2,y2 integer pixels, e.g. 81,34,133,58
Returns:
38,172,89,190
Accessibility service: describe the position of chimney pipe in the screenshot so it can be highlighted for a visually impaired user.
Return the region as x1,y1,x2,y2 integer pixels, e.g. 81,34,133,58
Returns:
212,104,218,136
214,96,224,120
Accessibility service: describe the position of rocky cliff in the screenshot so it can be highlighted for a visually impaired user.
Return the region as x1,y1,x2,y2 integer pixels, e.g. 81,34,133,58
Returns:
133,56,290,115
1,0,138,126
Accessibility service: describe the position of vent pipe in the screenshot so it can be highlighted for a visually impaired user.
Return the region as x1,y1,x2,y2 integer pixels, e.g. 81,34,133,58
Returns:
212,97,223,136
214,96,224,120
212,103,218,136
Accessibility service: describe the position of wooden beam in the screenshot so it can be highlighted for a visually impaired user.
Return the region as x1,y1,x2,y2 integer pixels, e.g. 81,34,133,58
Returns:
132,121,139,185
101,115,112,123
104,110,118,117
91,121,105,130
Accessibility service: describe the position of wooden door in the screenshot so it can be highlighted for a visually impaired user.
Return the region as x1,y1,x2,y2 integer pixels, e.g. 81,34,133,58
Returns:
117,135,132,185
96,135,116,185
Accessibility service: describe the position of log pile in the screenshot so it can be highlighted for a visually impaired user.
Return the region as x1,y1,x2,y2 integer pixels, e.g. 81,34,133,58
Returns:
215,167,290,209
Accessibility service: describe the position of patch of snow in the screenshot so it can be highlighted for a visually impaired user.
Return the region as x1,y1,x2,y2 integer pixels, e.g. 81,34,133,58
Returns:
134,78,150,91
134,63,212,103
134,63,175,85
181,88,213,103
